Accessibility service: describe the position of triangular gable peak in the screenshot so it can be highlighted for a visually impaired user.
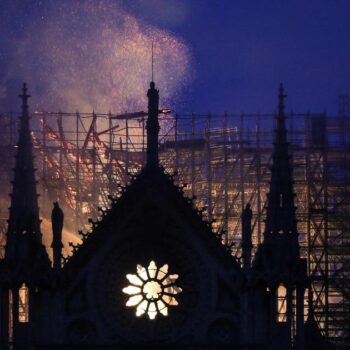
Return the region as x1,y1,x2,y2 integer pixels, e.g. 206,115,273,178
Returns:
58,82,243,344
63,163,240,277
60,166,243,344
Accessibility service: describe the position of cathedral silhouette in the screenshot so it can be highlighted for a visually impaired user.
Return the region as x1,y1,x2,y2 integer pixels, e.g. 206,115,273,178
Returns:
0,82,328,349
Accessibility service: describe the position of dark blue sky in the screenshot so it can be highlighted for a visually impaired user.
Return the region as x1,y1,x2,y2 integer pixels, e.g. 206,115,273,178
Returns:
0,0,349,115
125,0,350,114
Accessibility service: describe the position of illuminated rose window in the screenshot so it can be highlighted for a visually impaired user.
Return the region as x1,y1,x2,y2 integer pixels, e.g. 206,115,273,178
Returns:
122,261,182,320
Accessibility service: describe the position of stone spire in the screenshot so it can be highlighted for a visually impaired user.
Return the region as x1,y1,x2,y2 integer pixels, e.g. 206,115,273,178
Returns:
252,85,307,350
146,81,160,167
263,83,299,250
6,83,43,261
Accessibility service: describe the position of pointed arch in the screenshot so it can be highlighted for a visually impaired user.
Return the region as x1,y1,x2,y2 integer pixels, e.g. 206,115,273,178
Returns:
277,283,287,322
18,283,29,323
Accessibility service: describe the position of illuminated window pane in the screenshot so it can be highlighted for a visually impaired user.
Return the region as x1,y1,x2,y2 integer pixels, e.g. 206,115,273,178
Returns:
123,260,182,320
18,283,29,323
277,284,287,322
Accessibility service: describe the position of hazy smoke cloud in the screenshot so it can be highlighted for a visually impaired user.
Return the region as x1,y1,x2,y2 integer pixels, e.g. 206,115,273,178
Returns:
0,0,193,252
0,0,192,113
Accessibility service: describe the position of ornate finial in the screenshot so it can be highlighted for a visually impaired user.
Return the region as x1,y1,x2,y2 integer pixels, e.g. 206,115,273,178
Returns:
278,82,287,116
19,83,30,105
18,82,31,118
146,81,160,167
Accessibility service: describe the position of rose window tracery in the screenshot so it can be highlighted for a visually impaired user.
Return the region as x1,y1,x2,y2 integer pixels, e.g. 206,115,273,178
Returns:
122,260,182,320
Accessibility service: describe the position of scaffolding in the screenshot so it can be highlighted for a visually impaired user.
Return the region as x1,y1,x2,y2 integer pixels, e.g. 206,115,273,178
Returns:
0,110,349,348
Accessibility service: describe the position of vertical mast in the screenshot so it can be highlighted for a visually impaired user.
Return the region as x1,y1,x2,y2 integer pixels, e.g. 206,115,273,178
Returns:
146,81,160,168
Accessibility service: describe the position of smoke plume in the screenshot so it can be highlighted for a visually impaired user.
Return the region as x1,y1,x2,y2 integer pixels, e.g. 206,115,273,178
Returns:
0,0,192,113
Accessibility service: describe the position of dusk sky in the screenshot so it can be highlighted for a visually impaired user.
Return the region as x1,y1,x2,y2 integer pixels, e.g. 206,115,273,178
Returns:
0,0,349,115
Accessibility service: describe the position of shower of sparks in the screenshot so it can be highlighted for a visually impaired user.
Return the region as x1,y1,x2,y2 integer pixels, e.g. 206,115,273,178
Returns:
0,0,192,113
0,0,193,252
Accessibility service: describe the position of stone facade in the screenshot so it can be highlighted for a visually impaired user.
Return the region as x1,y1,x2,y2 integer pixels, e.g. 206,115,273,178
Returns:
0,83,325,350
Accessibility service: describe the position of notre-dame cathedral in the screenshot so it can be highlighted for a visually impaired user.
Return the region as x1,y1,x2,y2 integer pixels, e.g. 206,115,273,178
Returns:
0,82,329,349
